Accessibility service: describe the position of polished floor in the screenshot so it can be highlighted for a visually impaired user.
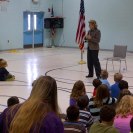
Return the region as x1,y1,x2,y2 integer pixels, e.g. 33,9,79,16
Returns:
0,47,133,113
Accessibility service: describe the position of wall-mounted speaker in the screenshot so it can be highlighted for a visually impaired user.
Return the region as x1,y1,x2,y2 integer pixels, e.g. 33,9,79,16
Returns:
44,18,64,29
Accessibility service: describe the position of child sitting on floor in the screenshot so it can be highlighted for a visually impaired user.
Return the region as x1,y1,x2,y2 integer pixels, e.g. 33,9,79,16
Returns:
118,80,129,90
92,79,102,97
7,96,19,107
100,70,110,89
110,73,123,98
64,105,86,133
70,80,86,106
0,59,15,81
89,105,119,133
77,95,94,131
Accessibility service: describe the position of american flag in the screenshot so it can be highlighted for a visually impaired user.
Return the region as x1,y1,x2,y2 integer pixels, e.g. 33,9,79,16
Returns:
76,0,86,50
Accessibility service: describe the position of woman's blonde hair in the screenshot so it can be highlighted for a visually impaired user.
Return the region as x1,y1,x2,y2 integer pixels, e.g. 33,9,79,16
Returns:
9,76,59,133
0,59,7,68
116,95,133,117
94,84,110,107
89,20,98,29
70,80,86,101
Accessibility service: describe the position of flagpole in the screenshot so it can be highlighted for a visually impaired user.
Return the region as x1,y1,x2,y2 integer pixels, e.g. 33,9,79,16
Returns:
51,5,55,47
79,49,86,64
76,0,86,65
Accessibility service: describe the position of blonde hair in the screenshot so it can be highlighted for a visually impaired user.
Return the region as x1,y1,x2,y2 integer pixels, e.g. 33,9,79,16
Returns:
70,80,86,101
116,95,133,117
114,73,123,82
100,70,108,79
9,76,59,133
89,20,97,28
0,59,7,68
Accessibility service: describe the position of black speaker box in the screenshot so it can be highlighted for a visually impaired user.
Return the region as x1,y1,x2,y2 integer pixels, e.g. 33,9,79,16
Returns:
44,18,64,29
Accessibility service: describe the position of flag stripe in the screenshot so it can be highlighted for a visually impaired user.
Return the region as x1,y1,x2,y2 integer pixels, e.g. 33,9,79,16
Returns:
79,17,85,43
78,16,84,43
76,0,86,50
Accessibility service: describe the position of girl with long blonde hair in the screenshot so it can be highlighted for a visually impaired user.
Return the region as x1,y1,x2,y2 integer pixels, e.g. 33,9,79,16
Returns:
0,76,64,133
114,95,133,133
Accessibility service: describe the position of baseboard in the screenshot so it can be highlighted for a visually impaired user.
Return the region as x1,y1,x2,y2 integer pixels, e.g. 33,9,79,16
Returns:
24,44,43,48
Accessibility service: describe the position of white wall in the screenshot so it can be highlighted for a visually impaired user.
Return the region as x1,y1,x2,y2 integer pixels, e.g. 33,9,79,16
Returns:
0,0,51,50
53,0,133,51
0,0,133,51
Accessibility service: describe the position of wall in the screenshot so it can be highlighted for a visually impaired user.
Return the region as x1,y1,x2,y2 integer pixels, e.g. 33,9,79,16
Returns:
0,0,133,51
53,0,133,51
0,0,51,50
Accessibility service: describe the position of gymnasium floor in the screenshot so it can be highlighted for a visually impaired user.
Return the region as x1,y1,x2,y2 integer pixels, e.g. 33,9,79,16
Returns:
0,47,133,113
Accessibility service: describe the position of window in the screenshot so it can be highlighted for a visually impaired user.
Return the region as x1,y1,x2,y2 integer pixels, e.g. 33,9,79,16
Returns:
28,14,31,31
27,13,37,31
33,14,37,30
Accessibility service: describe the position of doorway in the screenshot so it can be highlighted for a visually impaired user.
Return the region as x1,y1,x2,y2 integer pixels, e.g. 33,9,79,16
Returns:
23,11,44,48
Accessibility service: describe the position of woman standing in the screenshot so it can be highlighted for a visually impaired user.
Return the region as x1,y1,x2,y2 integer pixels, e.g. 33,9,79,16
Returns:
0,76,64,133
86,20,101,79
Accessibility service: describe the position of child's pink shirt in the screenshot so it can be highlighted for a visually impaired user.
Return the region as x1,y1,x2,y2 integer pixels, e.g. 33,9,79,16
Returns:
114,114,133,133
